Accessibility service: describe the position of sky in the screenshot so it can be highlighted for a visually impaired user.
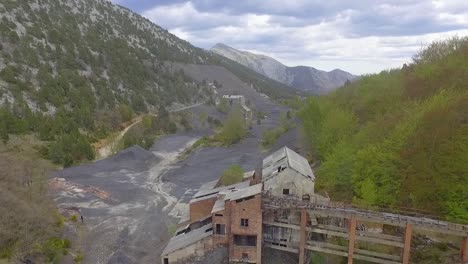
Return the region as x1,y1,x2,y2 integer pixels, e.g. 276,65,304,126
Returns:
111,0,468,75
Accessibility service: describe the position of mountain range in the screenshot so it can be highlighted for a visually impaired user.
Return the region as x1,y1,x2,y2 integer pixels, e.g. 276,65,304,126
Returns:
211,43,357,94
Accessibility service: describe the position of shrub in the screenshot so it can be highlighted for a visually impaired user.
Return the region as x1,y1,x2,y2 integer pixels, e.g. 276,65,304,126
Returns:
220,165,244,186
215,108,246,145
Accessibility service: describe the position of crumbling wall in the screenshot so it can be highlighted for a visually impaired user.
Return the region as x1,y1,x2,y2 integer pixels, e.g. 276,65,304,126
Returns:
263,168,314,199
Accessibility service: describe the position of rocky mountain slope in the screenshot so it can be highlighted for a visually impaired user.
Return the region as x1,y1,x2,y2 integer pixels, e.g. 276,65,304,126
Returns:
0,0,298,166
211,43,357,94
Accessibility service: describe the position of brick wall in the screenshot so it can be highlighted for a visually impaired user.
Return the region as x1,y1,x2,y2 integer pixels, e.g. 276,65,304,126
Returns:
189,197,217,223
228,193,262,263
212,210,228,247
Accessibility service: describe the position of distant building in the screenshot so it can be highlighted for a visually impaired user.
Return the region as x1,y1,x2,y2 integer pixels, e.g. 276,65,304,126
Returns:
221,94,253,122
161,147,326,264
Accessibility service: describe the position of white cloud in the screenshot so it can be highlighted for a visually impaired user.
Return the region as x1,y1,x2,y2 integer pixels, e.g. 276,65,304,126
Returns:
139,1,468,75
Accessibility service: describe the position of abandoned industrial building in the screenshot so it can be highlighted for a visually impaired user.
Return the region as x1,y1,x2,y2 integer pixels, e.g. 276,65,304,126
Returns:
161,146,468,264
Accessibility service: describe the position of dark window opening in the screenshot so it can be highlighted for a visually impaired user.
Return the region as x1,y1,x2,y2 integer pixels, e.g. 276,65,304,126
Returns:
283,189,290,195
163,258,169,264
215,224,226,235
234,235,257,246
277,166,281,172
240,218,249,227
215,213,223,217
302,194,310,201
242,253,249,260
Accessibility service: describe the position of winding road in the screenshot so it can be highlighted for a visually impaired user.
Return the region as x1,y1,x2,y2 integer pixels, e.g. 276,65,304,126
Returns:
96,102,206,160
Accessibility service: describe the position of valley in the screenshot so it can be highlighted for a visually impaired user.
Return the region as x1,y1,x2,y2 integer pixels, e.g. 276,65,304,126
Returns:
49,80,299,263
0,0,467,263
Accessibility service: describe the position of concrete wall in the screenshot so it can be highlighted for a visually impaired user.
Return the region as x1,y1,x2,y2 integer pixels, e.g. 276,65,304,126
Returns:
162,236,213,264
190,197,217,223
263,168,314,199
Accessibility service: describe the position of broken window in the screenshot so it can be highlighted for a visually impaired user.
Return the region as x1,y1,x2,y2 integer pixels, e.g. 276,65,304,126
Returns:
215,224,226,235
240,218,249,227
234,235,257,246
163,258,169,264
283,189,290,195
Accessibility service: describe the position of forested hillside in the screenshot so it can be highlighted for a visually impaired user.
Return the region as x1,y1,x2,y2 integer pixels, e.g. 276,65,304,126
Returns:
0,0,216,165
299,37,468,223
0,0,296,167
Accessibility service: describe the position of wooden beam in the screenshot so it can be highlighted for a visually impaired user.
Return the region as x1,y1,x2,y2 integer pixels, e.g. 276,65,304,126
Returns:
348,217,357,264
299,209,307,264
317,224,347,233
402,223,412,264
353,253,401,264
308,228,349,238
263,221,300,230
461,236,468,263
356,235,405,248
307,241,347,251
354,248,401,261
304,245,348,257
357,230,403,242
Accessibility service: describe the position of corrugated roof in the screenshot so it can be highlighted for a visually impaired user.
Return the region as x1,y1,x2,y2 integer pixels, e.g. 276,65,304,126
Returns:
211,199,225,213
199,180,218,190
190,181,250,204
225,183,262,201
262,147,314,181
162,223,213,256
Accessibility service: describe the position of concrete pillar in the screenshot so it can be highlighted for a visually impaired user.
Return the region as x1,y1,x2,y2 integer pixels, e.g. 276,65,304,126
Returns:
347,217,357,264
256,194,263,264
299,208,307,264
402,223,413,264
461,236,468,263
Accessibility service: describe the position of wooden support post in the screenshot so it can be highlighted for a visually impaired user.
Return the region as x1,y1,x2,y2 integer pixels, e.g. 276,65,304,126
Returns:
347,217,357,264
461,236,468,263
299,208,307,264
402,223,413,264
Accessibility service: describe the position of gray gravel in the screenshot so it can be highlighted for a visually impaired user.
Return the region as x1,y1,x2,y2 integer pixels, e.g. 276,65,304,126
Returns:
51,64,302,264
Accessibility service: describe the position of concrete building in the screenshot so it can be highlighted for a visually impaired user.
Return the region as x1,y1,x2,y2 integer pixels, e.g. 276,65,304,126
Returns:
221,94,253,122
161,146,319,264
259,146,315,200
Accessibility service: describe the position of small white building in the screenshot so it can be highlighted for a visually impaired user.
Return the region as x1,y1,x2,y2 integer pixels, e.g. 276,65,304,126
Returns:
261,147,315,200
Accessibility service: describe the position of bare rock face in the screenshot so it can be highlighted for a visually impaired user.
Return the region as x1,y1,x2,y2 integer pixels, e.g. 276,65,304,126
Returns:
211,43,357,94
